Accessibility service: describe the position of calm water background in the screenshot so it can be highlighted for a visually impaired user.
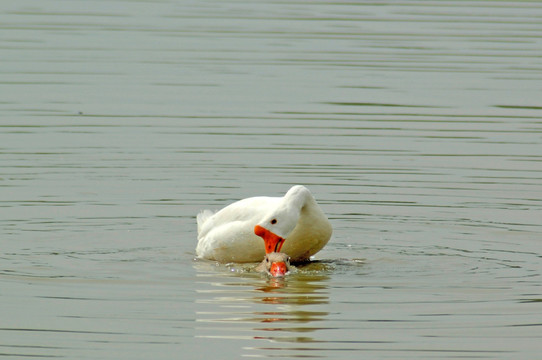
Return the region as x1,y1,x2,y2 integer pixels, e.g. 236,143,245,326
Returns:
1,0,542,359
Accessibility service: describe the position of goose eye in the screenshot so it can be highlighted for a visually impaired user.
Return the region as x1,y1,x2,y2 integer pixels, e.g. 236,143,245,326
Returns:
270,219,277,224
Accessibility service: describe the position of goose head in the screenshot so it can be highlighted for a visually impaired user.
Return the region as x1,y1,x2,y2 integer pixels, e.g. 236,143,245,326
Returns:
259,252,291,277
254,187,308,254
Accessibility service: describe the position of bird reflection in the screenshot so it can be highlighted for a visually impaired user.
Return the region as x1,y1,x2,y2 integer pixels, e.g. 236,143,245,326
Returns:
194,260,332,357
256,276,287,292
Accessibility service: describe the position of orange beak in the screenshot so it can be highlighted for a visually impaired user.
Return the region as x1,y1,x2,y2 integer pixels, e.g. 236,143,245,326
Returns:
254,225,285,253
269,261,288,277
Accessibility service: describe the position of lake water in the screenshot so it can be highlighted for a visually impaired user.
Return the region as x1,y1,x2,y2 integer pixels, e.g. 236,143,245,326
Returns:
1,0,541,359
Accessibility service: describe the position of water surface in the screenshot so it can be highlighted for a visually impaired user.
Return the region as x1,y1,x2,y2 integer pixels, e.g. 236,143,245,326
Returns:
1,0,541,359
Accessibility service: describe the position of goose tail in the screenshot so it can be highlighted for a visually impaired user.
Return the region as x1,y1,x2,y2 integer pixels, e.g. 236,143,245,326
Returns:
197,209,215,234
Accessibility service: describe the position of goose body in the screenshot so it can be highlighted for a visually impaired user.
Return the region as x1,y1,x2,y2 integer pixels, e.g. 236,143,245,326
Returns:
196,185,332,263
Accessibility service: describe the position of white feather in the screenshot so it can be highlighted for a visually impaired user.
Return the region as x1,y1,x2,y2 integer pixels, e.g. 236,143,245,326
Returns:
195,185,332,263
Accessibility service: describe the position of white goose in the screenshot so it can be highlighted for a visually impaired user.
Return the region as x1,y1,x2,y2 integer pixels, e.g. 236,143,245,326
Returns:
196,185,332,263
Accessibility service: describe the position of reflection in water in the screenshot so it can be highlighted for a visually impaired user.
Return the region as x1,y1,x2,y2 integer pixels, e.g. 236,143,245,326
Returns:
195,262,332,358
